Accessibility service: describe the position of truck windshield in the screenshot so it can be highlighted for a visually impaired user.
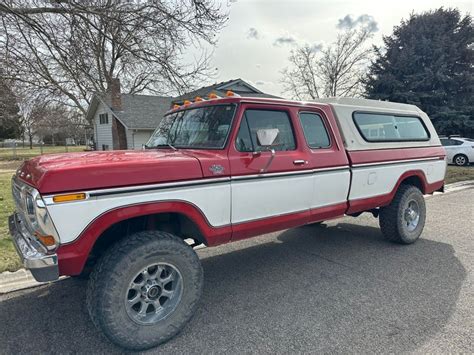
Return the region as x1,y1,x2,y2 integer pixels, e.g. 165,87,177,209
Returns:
146,104,236,149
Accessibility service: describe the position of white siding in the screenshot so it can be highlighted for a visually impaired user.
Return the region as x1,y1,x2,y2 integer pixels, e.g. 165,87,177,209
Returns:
126,129,154,150
93,102,114,150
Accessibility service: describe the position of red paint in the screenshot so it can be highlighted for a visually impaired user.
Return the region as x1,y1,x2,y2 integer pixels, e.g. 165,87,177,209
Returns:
56,201,232,276
232,210,310,241
226,103,349,176
19,150,203,194
348,146,446,165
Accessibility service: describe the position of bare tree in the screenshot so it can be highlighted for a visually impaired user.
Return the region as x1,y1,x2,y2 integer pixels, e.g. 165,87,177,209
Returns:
0,0,228,118
280,45,321,100
18,94,49,149
281,28,374,99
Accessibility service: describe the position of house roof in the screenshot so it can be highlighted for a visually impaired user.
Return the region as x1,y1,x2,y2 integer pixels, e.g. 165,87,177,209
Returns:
87,78,278,130
112,94,174,129
87,93,173,130
173,78,280,103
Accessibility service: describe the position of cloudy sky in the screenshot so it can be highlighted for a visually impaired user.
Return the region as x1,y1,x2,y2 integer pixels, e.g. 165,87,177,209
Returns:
190,0,472,96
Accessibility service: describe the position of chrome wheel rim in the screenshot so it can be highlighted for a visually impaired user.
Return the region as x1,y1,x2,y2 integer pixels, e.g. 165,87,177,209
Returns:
455,156,466,165
404,200,420,232
125,263,183,325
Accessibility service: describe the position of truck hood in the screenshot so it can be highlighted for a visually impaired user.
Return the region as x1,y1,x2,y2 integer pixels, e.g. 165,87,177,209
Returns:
17,150,203,194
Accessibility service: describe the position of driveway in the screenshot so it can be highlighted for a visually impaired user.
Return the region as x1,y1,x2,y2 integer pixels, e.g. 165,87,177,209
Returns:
1,189,472,354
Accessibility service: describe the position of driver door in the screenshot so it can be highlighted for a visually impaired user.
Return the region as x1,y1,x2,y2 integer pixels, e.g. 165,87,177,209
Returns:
228,105,312,240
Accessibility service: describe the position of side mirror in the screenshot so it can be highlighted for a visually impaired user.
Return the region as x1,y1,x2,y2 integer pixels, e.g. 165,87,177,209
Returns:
255,128,279,174
256,128,279,147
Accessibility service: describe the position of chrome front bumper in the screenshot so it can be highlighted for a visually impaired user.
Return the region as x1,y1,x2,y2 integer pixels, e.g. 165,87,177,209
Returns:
8,213,59,282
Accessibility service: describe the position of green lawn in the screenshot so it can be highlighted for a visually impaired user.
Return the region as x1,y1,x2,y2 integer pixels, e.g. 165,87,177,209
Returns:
0,145,87,161
0,162,472,273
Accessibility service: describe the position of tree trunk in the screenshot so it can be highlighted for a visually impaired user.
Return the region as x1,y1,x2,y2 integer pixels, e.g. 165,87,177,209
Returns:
29,134,33,149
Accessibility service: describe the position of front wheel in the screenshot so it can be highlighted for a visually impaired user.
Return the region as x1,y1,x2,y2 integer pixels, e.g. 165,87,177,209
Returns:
86,231,203,350
379,184,426,244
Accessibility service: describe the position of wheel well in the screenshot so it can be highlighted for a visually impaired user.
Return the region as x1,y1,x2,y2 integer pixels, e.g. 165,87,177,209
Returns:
453,153,468,160
400,175,425,194
83,213,206,273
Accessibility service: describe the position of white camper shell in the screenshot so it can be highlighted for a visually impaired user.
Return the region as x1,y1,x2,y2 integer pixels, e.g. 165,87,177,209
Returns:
315,98,441,151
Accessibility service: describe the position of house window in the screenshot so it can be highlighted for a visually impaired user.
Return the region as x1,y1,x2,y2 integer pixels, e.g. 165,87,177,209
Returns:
99,113,109,124
102,144,109,151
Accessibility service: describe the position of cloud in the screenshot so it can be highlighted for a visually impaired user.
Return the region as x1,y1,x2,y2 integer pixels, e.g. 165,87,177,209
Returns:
255,80,265,86
247,27,260,40
273,34,297,47
308,42,323,53
256,64,261,69
337,14,378,33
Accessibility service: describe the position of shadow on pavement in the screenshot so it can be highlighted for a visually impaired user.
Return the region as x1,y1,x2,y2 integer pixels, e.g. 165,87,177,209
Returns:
0,223,466,354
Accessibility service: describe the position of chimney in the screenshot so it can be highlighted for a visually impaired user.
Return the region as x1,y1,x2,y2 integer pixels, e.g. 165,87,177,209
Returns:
108,78,122,111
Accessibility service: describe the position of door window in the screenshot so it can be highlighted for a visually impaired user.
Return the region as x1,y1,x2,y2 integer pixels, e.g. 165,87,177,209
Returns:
299,112,330,148
236,110,296,152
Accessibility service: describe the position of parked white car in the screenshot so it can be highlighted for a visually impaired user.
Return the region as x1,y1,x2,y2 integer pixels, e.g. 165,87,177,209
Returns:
440,137,474,166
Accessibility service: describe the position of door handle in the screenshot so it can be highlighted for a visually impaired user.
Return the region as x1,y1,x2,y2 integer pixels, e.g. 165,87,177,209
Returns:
293,160,306,165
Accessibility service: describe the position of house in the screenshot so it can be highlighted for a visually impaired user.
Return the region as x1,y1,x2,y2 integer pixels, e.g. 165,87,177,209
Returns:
172,78,278,105
88,78,278,150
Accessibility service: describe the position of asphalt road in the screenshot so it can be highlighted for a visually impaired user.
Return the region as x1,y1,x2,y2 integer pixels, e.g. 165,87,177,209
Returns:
1,189,473,354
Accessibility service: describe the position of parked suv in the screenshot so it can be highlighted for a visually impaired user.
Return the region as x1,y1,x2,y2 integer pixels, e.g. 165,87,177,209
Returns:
440,136,474,166
9,96,446,350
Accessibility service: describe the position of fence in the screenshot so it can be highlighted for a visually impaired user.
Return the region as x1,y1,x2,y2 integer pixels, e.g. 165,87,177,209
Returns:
0,142,89,160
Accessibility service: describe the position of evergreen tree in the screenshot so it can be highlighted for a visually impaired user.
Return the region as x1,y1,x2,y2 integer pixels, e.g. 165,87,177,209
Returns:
365,8,473,136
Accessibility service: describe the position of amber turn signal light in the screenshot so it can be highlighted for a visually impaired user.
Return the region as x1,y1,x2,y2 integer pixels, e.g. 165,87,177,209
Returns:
53,193,86,203
35,232,56,247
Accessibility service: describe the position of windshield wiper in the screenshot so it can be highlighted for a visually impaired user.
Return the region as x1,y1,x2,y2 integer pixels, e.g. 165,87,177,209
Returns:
154,143,178,151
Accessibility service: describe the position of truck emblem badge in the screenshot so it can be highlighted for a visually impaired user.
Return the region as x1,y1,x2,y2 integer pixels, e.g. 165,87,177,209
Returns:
209,164,224,175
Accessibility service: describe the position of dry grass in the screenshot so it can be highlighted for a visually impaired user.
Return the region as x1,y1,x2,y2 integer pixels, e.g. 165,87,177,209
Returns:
0,171,21,273
445,165,474,184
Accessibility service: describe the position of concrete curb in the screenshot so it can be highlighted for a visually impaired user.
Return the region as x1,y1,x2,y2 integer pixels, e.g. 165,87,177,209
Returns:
0,269,47,294
1,180,473,295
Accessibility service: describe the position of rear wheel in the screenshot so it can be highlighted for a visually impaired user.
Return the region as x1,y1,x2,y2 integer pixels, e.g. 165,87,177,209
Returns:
453,154,469,166
86,231,203,350
379,184,426,244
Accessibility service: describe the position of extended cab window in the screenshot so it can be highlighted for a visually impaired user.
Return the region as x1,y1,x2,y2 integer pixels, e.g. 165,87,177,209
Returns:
299,112,330,148
353,112,429,142
236,110,296,152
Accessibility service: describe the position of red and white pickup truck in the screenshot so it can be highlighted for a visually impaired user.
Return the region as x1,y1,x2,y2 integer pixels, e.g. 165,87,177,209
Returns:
9,96,446,350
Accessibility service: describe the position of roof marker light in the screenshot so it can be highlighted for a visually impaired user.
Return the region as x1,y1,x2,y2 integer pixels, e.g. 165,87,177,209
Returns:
194,96,203,102
173,104,180,109
226,90,235,97
208,92,219,99
183,100,192,106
